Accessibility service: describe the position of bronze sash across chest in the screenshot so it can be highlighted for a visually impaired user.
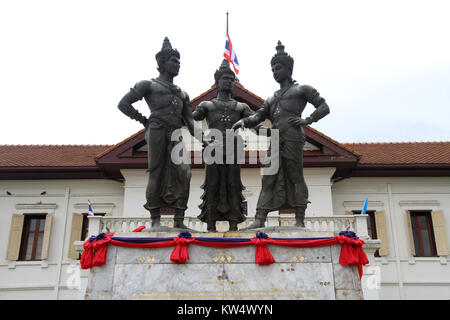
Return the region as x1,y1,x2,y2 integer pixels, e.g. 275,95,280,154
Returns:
147,78,185,128
269,87,305,140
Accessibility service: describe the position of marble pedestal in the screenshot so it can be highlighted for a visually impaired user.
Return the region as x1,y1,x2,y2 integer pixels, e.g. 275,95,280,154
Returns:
84,229,364,300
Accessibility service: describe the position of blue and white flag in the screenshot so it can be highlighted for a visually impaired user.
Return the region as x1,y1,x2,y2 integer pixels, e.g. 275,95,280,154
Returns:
88,200,94,216
361,197,368,215
224,34,240,75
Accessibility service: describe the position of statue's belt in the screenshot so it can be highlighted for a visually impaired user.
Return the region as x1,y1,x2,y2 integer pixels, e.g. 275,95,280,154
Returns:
148,108,184,127
147,118,183,131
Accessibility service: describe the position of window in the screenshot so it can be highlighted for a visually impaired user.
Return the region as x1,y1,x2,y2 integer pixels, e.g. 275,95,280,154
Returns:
352,210,377,239
81,212,106,243
410,211,437,257
68,212,105,260
352,210,379,257
241,201,248,216
6,213,53,261
19,214,47,261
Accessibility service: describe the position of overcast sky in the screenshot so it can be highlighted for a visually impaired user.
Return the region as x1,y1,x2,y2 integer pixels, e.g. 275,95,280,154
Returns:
1,0,449,145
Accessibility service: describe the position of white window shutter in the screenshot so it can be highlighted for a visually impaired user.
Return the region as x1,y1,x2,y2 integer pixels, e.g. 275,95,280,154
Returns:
431,210,449,256
6,214,24,261
41,214,53,260
405,210,416,256
68,213,84,259
374,210,390,256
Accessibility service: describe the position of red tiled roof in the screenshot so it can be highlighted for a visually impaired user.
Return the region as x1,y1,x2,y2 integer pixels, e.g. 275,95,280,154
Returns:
0,145,112,167
234,82,265,103
190,85,216,105
2,142,449,168
342,142,450,165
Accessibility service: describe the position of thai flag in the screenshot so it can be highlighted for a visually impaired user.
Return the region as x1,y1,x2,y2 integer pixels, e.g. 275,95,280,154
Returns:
87,200,94,216
224,34,240,75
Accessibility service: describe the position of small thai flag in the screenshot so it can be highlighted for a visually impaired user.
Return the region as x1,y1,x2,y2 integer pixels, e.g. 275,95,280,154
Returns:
87,200,94,216
224,34,240,75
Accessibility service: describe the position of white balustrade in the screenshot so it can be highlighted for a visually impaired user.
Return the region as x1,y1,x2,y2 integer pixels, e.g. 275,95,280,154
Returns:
87,214,369,240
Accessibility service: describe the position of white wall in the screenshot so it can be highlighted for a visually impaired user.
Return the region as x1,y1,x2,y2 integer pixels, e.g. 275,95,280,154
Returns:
2,172,449,299
332,176,450,299
0,179,124,299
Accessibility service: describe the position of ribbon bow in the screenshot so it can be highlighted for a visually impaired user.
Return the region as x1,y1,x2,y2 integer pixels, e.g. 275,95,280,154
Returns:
251,233,275,266
336,231,368,278
80,232,114,269
170,232,195,264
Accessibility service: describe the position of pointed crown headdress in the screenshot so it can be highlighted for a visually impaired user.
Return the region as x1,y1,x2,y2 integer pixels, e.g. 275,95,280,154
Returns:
214,58,235,84
155,37,180,69
270,40,294,73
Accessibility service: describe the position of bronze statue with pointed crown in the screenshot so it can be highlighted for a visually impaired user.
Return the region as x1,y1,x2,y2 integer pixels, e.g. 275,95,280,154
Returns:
117,37,203,230
192,59,268,231
233,41,331,229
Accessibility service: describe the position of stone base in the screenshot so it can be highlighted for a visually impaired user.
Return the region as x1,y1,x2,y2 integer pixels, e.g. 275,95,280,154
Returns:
84,230,364,300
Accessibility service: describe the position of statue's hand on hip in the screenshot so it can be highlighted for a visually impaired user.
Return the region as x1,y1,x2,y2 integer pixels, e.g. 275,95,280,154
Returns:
140,116,149,127
288,117,309,129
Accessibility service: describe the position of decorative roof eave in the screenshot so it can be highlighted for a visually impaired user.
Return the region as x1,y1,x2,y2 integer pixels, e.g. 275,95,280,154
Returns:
190,85,217,108
0,166,104,180
3,161,450,180
305,126,361,159
95,129,145,160
349,163,450,177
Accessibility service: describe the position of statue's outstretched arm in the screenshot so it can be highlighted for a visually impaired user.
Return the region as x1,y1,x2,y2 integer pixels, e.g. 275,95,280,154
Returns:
240,104,271,136
232,101,269,130
192,102,207,121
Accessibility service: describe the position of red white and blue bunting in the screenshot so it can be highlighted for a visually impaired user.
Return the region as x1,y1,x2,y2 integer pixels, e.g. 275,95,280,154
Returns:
80,230,369,278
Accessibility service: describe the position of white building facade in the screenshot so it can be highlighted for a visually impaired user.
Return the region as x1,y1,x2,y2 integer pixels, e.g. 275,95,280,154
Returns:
1,83,448,299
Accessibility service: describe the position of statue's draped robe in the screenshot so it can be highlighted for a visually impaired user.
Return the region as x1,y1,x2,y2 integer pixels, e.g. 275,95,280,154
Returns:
193,99,254,224
245,84,328,212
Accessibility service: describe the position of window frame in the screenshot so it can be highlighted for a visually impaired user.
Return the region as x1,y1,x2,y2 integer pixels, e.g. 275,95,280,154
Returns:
409,210,438,257
19,213,47,261
352,210,379,257
352,210,377,239
81,212,106,243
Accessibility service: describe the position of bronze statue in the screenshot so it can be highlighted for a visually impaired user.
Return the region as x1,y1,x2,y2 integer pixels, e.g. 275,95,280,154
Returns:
117,37,202,229
193,59,268,232
233,41,330,229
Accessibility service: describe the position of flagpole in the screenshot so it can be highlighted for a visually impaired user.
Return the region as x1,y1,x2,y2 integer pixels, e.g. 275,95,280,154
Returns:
226,11,229,36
